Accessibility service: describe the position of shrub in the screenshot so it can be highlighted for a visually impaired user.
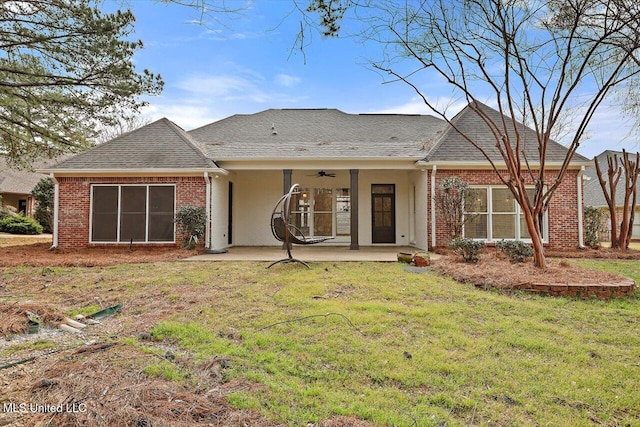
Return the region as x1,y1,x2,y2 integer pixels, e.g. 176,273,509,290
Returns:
174,205,207,249
32,177,54,233
0,215,43,235
449,237,484,263
584,206,605,248
495,240,533,263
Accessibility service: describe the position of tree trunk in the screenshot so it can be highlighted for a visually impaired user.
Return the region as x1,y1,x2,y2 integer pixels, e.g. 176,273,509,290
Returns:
521,203,546,268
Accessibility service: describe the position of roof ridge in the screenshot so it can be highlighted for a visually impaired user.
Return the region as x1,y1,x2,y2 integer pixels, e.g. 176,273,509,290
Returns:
161,119,217,167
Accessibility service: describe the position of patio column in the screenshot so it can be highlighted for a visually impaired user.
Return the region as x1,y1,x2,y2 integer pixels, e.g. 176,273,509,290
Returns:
207,175,228,253
350,169,359,250
283,169,292,194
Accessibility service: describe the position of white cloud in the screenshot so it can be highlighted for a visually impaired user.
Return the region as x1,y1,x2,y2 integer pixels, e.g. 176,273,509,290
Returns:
274,73,301,87
141,103,218,130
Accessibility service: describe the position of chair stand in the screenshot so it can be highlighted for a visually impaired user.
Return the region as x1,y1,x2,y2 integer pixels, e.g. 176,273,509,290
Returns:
267,245,310,269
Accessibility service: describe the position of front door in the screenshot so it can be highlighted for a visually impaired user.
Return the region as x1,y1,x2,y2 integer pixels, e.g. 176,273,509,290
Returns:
371,184,395,243
18,199,27,215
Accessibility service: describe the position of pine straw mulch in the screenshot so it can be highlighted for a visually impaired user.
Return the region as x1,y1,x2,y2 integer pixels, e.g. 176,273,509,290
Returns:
0,302,64,336
430,248,632,290
0,243,198,267
2,340,375,427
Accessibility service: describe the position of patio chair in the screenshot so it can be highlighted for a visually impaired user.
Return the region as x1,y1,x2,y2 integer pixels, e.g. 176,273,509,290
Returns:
268,183,333,268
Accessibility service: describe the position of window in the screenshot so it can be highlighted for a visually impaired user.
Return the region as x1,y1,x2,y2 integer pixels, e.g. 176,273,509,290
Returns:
290,187,350,238
91,185,175,243
463,186,546,242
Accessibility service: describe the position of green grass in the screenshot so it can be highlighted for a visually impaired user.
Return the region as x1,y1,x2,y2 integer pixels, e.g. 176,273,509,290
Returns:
3,260,640,426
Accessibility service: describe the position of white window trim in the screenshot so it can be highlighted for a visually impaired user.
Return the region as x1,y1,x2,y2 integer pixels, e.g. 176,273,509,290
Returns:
463,185,548,244
89,184,176,244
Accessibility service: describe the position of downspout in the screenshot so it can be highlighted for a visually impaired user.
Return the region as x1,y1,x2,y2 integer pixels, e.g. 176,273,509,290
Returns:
50,173,59,250
577,166,585,249
204,172,211,249
430,165,437,249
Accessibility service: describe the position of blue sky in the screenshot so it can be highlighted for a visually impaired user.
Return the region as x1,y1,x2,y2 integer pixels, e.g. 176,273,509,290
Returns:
120,0,637,159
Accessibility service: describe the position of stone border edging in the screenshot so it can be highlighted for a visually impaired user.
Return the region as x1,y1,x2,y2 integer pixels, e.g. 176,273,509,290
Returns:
511,279,636,299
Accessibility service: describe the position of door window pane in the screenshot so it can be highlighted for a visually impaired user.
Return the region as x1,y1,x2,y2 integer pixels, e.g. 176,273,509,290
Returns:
314,213,333,236
314,188,332,211
92,186,118,242
336,188,350,236
372,184,394,194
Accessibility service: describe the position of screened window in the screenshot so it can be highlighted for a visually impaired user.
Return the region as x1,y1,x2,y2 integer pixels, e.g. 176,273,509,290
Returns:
463,186,546,242
91,185,175,243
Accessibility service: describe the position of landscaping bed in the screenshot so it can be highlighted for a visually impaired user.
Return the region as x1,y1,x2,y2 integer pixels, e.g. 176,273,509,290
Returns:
430,251,635,298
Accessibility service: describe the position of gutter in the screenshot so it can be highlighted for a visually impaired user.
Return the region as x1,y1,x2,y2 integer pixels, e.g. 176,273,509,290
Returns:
430,165,437,249
204,172,211,249
49,173,59,250
577,166,585,249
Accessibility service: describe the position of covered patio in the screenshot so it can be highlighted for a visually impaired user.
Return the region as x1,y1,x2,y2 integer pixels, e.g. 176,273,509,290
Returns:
184,245,434,262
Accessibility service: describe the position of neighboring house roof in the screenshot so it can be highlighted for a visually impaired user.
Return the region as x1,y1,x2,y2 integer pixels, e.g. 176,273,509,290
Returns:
0,157,53,195
188,108,447,160
584,150,640,207
49,118,216,171
425,102,590,164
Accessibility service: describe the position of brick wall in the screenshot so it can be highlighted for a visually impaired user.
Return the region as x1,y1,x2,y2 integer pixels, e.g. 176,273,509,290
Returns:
428,169,582,250
56,176,207,248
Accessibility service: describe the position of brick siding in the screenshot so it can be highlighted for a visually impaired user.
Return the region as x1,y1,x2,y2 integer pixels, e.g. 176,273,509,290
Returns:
428,169,582,250
56,176,207,248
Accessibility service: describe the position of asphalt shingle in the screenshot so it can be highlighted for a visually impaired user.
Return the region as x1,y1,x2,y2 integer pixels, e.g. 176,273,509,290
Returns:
188,109,447,160
426,102,590,164
51,118,215,170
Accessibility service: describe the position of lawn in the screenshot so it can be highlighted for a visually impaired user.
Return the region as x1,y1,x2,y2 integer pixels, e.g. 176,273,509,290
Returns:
1,259,639,426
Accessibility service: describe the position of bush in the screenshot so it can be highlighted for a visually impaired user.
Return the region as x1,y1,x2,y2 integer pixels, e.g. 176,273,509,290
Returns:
449,237,485,263
174,205,207,249
495,240,533,263
584,206,605,248
0,215,43,235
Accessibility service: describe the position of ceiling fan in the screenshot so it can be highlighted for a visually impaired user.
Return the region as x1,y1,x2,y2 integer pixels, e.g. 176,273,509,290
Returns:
308,170,336,178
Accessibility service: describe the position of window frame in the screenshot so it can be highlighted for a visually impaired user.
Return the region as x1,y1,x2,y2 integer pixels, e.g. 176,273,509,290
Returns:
290,186,350,239
463,185,548,243
89,184,176,244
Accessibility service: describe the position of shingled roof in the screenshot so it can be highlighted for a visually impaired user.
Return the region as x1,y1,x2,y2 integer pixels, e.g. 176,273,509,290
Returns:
189,109,446,160
0,156,64,195
50,118,216,171
425,102,590,164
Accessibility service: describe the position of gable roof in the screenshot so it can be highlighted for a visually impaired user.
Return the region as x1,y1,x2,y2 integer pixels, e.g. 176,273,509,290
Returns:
425,102,590,164
48,118,216,171
189,109,447,160
584,150,640,207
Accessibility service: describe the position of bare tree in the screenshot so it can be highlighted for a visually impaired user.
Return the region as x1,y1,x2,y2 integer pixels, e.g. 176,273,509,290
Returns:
434,177,476,242
292,0,640,267
93,115,153,145
594,150,640,251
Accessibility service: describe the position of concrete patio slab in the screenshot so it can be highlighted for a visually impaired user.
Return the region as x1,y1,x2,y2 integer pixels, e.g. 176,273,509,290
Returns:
184,246,438,262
